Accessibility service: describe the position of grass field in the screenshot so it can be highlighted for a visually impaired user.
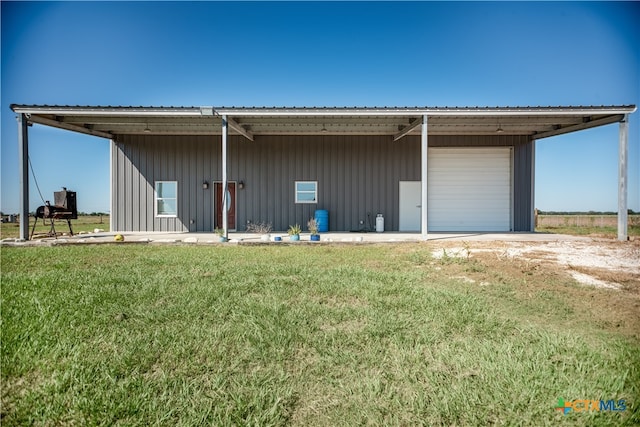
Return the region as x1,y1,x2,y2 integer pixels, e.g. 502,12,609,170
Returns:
536,215,640,239
2,244,637,425
3,214,639,240
1,215,109,240
535,224,640,238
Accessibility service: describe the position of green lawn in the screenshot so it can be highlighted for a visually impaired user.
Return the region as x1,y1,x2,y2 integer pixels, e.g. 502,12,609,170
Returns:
1,215,109,240
535,224,640,238
2,244,638,426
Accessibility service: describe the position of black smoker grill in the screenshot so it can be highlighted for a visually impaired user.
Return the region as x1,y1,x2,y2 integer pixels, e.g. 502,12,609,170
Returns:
31,188,77,239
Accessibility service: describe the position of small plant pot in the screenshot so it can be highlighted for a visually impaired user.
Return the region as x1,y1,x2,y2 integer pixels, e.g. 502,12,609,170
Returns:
289,234,300,242
261,234,271,242
218,236,228,243
310,234,320,241
273,236,282,242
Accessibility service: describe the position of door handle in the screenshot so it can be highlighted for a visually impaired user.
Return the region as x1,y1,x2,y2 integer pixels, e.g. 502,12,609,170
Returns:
416,205,422,208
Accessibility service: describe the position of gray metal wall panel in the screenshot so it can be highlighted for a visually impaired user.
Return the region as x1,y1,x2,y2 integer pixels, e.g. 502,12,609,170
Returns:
112,134,534,232
513,140,534,231
116,141,126,231
114,135,214,232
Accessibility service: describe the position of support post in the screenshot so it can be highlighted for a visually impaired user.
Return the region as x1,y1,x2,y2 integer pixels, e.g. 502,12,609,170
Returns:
221,115,228,239
109,139,115,233
530,139,536,232
618,114,629,241
18,114,30,241
421,114,428,239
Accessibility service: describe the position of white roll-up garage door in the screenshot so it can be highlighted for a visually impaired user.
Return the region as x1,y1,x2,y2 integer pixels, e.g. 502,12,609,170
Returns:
428,147,512,232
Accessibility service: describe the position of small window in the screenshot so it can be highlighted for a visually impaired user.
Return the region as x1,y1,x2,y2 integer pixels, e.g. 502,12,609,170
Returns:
295,181,317,204
156,181,177,217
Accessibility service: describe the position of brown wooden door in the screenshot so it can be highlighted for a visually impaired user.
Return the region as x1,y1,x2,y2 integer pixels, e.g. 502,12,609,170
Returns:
215,182,236,230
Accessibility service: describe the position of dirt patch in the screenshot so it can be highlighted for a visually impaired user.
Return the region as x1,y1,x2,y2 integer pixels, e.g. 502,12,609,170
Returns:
429,239,640,340
432,239,640,288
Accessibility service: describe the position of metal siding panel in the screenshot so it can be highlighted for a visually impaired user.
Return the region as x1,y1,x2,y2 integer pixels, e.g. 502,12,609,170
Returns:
275,136,282,229
160,139,168,231
249,136,260,228
189,138,198,231
261,138,271,226
114,141,123,231
205,137,214,231
129,139,136,230
153,138,161,231
175,137,185,232
372,138,382,220
130,142,139,231
174,137,181,232
234,137,244,230
247,137,255,230
358,139,366,227
350,135,359,229
513,141,533,231
112,134,529,233
145,137,154,230
211,136,219,229
308,136,319,228
124,142,132,230
333,137,344,231
262,136,271,227
199,138,205,231
228,136,235,229
278,137,287,230
349,136,357,229
276,137,284,231
296,136,305,228
137,140,145,231
111,140,117,232
110,141,116,231
167,139,176,231
388,139,398,231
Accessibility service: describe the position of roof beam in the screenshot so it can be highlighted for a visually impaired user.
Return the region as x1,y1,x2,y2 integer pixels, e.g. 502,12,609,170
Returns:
215,106,637,117
228,117,254,141
27,115,113,139
531,114,625,140
393,118,422,141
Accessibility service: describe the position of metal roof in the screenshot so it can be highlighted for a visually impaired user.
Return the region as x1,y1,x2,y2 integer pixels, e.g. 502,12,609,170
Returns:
10,104,636,141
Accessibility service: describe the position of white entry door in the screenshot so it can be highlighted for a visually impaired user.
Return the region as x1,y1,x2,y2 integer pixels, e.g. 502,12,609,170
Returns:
399,181,421,231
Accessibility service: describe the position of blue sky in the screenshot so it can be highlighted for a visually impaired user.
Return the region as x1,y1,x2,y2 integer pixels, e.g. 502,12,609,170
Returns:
2,1,638,214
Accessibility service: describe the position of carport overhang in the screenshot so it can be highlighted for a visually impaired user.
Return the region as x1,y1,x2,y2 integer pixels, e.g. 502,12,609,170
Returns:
10,104,637,240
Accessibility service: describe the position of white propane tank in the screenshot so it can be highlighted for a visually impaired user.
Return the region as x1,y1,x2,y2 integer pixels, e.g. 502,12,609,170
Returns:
376,213,384,233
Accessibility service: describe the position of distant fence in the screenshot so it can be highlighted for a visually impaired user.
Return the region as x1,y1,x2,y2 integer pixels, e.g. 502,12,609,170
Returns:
536,214,640,228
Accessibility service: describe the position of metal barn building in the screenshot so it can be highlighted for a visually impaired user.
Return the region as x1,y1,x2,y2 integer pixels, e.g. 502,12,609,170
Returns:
11,105,635,240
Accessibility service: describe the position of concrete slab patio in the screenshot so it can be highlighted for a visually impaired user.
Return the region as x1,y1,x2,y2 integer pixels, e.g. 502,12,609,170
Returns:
2,231,593,246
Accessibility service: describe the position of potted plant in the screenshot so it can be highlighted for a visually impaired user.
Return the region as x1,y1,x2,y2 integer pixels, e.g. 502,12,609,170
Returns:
308,218,320,241
287,224,301,241
246,221,272,241
214,227,227,242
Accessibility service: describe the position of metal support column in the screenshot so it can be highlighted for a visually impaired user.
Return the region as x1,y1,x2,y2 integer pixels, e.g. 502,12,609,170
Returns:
618,114,629,241
221,115,229,239
18,113,30,241
421,114,428,239
109,139,115,233
530,139,536,232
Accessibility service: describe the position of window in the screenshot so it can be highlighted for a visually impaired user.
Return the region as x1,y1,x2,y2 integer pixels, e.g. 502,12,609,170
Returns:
155,181,177,217
295,181,317,204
